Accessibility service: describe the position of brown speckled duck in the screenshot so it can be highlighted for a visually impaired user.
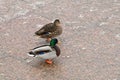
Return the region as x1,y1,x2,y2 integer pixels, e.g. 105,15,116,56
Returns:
35,19,62,42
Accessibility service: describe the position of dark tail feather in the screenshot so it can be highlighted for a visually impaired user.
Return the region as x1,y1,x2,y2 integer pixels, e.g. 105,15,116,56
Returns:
29,52,36,57
29,51,33,54
35,31,40,35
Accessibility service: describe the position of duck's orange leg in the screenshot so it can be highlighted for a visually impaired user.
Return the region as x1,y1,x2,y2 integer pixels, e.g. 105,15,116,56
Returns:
45,59,53,64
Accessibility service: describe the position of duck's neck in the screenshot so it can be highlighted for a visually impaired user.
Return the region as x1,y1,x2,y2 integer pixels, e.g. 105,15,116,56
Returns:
50,44,55,47
53,45,60,56
50,42,56,47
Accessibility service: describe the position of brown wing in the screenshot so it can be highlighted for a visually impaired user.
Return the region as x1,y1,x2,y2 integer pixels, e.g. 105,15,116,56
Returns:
35,23,58,38
35,23,56,35
41,23,56,32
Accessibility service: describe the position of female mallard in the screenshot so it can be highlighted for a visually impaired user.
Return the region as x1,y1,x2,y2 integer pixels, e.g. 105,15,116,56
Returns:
35,19,62,42
28,38,60,64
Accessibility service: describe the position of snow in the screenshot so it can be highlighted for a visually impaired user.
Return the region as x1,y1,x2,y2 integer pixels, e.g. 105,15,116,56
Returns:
115,34,120,40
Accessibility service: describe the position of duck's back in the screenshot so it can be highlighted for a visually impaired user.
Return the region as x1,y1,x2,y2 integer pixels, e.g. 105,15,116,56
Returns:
35,21,62,38
42,23,57,32
35,23,56,35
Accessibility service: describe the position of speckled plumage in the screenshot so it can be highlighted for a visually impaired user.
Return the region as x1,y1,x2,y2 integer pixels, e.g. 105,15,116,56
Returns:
35,19,62,38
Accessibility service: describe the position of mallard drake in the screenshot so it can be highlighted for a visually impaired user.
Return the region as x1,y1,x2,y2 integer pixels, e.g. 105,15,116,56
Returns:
35,19,62,42
28,38,60,64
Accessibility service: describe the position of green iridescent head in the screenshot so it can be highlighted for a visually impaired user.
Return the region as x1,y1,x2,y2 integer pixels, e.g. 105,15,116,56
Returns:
50,38,58,47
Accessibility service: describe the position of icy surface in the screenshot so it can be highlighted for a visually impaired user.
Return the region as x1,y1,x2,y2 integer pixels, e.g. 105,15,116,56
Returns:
0,0,120,80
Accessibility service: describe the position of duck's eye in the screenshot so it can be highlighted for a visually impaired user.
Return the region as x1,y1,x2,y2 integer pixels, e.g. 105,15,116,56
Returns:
55,39,58,43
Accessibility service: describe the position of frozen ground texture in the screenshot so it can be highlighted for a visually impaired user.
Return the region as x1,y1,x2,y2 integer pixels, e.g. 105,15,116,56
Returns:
0,0,120,80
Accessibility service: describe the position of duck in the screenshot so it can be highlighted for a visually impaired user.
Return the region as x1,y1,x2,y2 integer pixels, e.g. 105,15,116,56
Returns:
28,38,60,64
35,19,62,42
